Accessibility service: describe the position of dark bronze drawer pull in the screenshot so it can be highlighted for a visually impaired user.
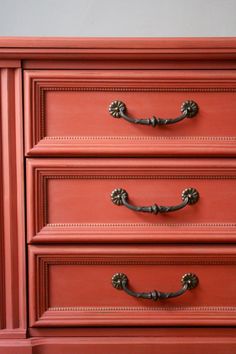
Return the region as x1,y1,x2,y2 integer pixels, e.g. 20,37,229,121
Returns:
111,187,199,214
109,100,198,127
112,272,199,301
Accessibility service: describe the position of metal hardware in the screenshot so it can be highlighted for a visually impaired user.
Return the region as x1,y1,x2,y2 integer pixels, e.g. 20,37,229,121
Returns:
108,100,198,126
112,272,199,301
110,187,199,214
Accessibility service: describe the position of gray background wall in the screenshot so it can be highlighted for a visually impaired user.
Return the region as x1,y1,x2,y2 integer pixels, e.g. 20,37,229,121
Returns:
0,0,236,37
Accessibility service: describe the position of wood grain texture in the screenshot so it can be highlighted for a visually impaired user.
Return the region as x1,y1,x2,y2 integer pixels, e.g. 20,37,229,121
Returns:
24,70,236,156
0,68,26,338
1,37,236,352
29,244,236,328
26,158,236,243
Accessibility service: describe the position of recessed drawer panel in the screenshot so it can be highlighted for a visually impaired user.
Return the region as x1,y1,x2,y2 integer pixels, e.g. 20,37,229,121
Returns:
24,70,236,156
27,158,236,243
29,245,236,327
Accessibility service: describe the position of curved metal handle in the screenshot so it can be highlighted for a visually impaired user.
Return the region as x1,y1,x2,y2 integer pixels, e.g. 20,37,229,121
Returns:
109,100,198,127
111,188,199,214
112,273,199,301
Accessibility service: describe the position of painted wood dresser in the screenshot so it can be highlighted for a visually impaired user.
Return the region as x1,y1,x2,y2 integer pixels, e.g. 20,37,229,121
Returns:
1,37,236,353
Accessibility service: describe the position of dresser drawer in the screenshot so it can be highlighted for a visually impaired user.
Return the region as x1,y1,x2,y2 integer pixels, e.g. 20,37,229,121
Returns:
29,244,236,327
24,70,236,157
27,158,236,243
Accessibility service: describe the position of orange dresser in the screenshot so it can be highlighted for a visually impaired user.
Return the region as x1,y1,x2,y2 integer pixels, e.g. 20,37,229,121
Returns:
1,37,236,353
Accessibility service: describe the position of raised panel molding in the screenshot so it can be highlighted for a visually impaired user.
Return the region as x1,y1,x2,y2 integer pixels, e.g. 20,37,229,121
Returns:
29,245,236,328
2,38,236,353
24,70,236,156
27,158,236,243
0,68,26,338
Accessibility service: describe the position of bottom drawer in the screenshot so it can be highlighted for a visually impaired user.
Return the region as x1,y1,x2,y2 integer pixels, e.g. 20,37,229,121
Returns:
29,245,236,327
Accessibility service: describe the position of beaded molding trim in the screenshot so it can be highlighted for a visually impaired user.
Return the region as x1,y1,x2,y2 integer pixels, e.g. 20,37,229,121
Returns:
35,255,236,316
38,174,236,229
48,306,236,312
38,86,236,140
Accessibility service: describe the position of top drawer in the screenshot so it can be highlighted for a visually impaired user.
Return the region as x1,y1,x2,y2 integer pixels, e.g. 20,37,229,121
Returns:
24,70,236,156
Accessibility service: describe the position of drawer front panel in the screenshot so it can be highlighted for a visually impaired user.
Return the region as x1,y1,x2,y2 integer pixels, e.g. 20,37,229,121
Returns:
27,158,236,243
24,70,236,156
29,245,236,327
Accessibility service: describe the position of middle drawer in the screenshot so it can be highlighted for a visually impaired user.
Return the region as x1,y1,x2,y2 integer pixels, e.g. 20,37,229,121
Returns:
27,158,236,243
